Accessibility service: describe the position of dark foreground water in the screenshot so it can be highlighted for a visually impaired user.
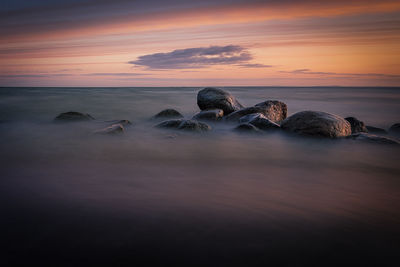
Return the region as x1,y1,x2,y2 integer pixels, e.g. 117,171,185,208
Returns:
1,87,400,266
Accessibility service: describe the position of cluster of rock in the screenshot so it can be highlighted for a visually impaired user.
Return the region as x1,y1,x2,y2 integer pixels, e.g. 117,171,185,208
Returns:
53,87,400,145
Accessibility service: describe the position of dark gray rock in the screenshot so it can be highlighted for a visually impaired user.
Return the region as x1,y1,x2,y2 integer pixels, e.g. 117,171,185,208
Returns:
345,117,367,133
155,119,211,132
152,109,183,120
281,111,352,138
348,133,399,145
197,87,243,115
55,111,94,122
225,100,287,123
93,124,124,135
366,125,387,134
249,116,280,131
234,123,260,133
105,119,132,126
239,113,265,123
192,109,223,121
389,123,400,135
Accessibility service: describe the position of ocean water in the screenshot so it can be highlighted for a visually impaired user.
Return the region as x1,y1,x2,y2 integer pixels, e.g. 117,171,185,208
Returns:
1,87,400,266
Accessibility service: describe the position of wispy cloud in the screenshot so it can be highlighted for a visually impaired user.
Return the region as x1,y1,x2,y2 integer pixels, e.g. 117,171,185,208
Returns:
237,63,273,68
83,73,150,76
129,45,269,69
280,69,400,78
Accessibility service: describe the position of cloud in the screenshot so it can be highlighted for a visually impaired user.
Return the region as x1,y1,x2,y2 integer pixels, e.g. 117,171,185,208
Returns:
280,69,400,78
83,73,150,76
129,45,255,69
237,63,273,68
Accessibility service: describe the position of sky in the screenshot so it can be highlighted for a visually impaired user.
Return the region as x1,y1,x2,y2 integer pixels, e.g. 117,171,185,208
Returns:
1,0,400,87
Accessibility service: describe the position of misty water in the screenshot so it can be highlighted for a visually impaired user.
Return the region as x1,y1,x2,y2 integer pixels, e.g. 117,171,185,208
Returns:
1,87,400,266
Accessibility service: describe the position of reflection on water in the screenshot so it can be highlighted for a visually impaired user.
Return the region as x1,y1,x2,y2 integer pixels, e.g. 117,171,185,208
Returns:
0,87,399,266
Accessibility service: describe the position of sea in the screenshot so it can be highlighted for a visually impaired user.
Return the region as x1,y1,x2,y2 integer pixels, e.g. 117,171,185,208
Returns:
1,86,399,266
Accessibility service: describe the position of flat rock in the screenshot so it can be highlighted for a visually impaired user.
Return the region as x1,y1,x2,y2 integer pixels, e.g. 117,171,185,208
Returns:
234,123,260,133
156,119,211,132
192,109,223,121
345,117,367,133
348,133,399,145
93,124,124,135
225,100,287,123
366,125,387,134
389,123,400,135
281,111,351,138
55,111,94,122
249,116,280,131
152,109,183,120
197,87,243,115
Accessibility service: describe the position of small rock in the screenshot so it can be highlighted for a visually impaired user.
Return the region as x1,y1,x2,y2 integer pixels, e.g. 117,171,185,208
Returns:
93,124,124,135
55,111,94,122
249,116,280,131
234,123,260,133
197,87,243,115
225,100,287,123
348,133,399,145
389,123,400,135
192,109,223,121
155,119,184,129
105,119,132,126
152,109,183,120
155,119,211,132
281,111,351,138
366,125,387,134
345,117,367,133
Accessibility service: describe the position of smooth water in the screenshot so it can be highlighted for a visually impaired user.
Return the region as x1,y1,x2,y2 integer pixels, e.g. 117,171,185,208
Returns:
1,87,400,266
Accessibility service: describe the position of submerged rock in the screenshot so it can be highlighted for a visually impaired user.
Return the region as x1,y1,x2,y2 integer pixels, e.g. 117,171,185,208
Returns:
281,111,351,138
345,117,367,133
248,116,280,131
389,123,400,135
348,133,399,145
93,124,124,135
197,87,243,115
55,111,94,122
366,125,387,134
152,109,183,120
225,100,287,123
156,119,211,132
239,113,265,123
192,109,223,121
234,123,260,133
105,119,132,126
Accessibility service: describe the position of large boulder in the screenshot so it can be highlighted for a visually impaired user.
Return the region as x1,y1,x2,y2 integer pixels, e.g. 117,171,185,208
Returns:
281,111,351,138
197,87,243,115
55,111,94,122
152,109,183,120
348,133,399,145
192,109,223,121
93,124,124,135
225,100,287,123
156,119,211,132
389,123,400,135
345,117,367,133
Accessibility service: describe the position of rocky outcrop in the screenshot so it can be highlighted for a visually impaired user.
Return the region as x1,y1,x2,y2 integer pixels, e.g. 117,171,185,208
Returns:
348,133,399,145
55,111,94,122
225,100,287,123
345,117,367,133
152,109,183,120
156,119,211,132
366,125,387,134
197,87,243,115
93,124,124,135
192,109,223,121
281,111,351,138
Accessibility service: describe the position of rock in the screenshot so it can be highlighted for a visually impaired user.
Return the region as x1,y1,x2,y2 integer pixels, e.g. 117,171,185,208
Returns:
105,119,132,126
255,100,287,122
93,124,124,135
366,125,387,134
55,111,94,122
155,119,211,132
197,87,243,115
192,109,223,121
248,116,280,131
281,111,351,138
348,133,399,145
155,119,184,129
152,109,183,120
239,113,265,123
225,100,287,123
345,117,367,133
389,123,400,135
234,123,260,133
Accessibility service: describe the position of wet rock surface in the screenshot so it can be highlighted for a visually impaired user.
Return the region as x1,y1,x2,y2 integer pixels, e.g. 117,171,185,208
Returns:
152,109,183,120
55,111,94,122
93,124,124,135
192,109,223,121
156,119,211,132
366,125,387,134
389,123,400,135
248,116,280,131
348,132,399,145
345,117,367,133
197,87,243,115
281,111,352,138
234,123,260,133
225,100,287,123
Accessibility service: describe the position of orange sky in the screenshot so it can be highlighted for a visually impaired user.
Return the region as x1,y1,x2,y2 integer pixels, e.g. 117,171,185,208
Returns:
1,0,400,86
